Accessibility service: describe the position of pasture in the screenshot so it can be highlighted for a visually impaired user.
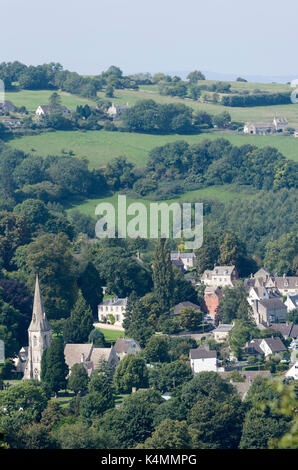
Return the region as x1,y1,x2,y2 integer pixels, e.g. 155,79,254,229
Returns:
10,129,298,169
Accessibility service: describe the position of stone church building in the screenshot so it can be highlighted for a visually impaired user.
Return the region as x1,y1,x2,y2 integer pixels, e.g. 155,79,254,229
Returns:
22,276,52,381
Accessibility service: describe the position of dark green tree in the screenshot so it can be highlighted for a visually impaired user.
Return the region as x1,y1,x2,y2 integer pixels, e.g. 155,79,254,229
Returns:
113,354,149,393
63,290,93,343
67,363,89,396
152,238,174,314
41,337,68,395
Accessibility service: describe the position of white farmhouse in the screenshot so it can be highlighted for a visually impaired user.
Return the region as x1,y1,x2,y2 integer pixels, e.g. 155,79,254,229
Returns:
189,348,218,374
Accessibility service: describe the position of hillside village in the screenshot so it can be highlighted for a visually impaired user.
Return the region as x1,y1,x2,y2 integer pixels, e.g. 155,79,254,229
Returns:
1,242,296,447
0,65,297,451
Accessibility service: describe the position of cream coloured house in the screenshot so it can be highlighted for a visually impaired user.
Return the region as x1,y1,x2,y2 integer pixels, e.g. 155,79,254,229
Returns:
98,296,127,327
201,265,238,288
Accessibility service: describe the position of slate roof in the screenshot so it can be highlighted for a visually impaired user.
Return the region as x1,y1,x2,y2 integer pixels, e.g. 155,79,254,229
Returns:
114,338,140,354
263,337,287,353
214,324,233,333
171,259,184,268
269,323,294,337
171,252,196,259
189,348,217,360
174,301,201,315
64,343,93,370
274,277,298,290
99,297,127,307
258,298,287,310
90,347,113,368
219,371,271,399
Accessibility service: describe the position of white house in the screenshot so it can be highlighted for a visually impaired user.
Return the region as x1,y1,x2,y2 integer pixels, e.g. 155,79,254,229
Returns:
35,105,71,116
285,295,298,312
201,265,238,288
189,348,218,374
98,296,127,327
285,361,298,380
171,252,196,270
107,103,130,119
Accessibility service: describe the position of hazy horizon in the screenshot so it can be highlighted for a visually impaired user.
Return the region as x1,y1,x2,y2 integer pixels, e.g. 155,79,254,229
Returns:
1,0,297,81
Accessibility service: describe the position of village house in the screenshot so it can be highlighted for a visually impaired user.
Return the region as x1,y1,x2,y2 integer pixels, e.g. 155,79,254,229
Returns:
171,258,184,273
247,283,281,307
251,297,287,326
273,116,288,131
213,323,234,342
201,265,238,288
269,323,298,340
113,337,141,360
98,296,127,327
243,116,288,135
189,347,219,374
273,275,298,296
64,343,119,377
285,361,298,380
107,103,130,120
0,100,16,113
171,251,196,270
219,370,272,400
204,286,223,319
243,122,273,135
285,294,298,312
244,337,287,359
35,104,71,116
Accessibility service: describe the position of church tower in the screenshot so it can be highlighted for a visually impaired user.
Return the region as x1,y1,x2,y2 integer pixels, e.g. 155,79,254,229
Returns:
23,275,52,381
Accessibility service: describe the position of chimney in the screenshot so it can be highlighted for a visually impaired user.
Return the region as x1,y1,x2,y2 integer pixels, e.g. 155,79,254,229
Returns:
132,387,137,393
136,251,140,260
81,353,85,363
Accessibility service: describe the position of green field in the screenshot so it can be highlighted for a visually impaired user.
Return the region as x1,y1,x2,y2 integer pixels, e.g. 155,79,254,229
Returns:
66,186,257,221
10,129,298,168
5,89,96,111
97,84,298,128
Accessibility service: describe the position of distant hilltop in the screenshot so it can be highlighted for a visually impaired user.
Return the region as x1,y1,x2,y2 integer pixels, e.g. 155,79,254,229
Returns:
164,70,297,84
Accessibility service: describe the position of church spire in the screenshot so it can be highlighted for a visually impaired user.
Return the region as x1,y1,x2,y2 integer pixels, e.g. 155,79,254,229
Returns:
23,275,52,381
28,275,50,332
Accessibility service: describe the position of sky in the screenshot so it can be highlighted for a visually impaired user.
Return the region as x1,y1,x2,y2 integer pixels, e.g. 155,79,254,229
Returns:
1,0,297,79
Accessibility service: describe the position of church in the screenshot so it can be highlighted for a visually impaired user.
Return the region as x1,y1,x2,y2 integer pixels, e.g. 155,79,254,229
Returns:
22,275,52,381
15,275,119,380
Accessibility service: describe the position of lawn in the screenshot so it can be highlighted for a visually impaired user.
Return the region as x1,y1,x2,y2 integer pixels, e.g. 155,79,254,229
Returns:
10,129,298,170
98,328,124,343
5,89,96,111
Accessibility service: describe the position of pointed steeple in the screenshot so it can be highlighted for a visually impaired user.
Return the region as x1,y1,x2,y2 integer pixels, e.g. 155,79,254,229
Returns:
28,275,51,332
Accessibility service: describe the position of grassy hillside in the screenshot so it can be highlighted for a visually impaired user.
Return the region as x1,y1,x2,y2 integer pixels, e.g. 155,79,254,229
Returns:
4,89,96,111
11,129,298,168
97,83,298,127
65,185,257,220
